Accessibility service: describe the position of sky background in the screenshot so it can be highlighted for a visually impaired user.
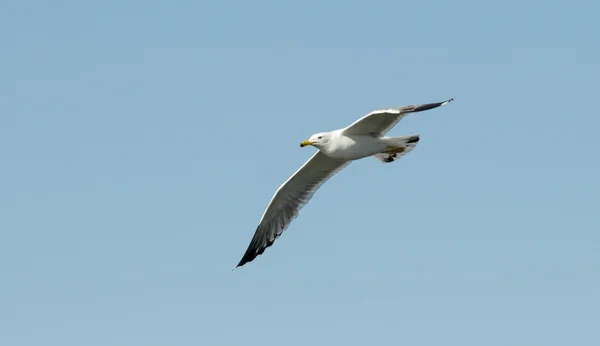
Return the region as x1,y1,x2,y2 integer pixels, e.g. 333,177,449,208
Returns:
1,0,599,345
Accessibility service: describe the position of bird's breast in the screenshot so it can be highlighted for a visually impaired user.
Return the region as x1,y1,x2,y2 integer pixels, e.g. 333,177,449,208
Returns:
322,135,386,160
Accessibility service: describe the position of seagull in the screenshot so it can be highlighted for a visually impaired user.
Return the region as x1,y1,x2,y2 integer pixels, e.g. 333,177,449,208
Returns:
236,98,454,268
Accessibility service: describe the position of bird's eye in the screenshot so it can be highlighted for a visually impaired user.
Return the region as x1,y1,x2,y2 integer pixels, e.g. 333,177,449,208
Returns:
318,136,323,139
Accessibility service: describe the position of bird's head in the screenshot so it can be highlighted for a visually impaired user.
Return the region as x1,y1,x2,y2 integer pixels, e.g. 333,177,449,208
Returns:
300,132,331,149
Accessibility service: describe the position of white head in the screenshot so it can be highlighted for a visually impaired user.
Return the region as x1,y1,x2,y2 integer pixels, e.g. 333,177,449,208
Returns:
300,132,331,149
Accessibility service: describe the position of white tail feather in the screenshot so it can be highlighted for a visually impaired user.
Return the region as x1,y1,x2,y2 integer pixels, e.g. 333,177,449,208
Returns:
373,134,420,163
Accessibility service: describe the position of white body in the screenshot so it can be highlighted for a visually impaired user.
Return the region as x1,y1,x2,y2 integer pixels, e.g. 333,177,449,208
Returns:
317,130,388,161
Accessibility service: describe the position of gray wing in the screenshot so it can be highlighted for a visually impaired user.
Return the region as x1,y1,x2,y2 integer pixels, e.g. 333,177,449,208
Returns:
342,98,454,137
236,151,350,267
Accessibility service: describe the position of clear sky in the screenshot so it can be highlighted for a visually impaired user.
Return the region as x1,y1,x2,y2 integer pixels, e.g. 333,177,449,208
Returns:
1,0,599,345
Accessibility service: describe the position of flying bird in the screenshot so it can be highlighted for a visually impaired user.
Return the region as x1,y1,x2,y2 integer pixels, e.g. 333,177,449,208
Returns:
236,98,454,268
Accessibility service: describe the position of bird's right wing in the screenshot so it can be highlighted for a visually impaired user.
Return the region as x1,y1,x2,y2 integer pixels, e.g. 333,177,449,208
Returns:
342,98,454,137
236,151,350,267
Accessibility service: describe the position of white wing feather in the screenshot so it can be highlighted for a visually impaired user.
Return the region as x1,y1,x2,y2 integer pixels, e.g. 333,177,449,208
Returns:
343,98,454,137
237,151,350,267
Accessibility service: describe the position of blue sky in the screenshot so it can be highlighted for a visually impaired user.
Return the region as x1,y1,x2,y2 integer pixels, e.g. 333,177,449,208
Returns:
1,0,599,345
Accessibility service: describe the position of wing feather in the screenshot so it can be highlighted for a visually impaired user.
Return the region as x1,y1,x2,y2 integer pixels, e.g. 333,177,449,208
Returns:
236,151,350,267
342,98,454,137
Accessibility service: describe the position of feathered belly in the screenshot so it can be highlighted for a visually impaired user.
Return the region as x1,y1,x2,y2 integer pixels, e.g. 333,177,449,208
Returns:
322,135,386,161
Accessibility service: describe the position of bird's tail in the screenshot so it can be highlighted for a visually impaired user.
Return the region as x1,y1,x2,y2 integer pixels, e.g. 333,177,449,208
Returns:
373,134,420,163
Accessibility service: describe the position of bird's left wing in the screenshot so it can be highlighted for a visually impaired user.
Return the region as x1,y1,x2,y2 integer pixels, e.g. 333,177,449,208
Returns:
342,98,454,137
236,151,350,268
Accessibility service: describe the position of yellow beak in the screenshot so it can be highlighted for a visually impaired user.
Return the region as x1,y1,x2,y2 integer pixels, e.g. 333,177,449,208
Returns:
300,140,313,147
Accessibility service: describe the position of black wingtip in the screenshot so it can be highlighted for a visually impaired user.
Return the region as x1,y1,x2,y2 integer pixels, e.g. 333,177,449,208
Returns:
236,223,281,269
412,98,455,113
236,253,253,268
406,135,420,144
